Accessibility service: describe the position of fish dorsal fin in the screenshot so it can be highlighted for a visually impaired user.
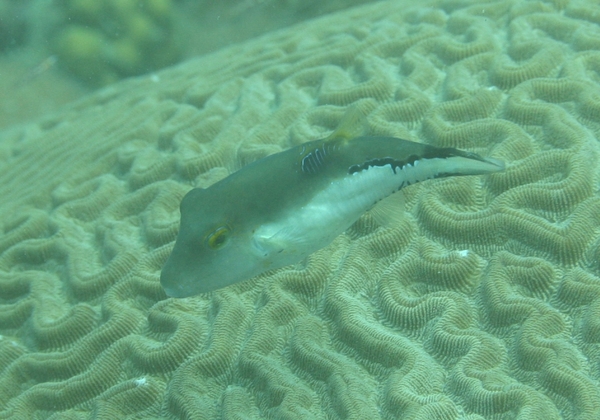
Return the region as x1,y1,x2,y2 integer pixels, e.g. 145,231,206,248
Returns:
300,107,368,174
325,106,368,143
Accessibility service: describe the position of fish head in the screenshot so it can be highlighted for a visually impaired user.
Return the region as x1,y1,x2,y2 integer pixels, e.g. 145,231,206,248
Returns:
160,187,264,298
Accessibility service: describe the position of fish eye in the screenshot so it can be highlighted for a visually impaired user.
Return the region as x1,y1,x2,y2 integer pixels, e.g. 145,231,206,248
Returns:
206,226,230,250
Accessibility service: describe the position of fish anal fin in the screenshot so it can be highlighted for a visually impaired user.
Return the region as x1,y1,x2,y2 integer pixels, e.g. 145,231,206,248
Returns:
370,190,407,228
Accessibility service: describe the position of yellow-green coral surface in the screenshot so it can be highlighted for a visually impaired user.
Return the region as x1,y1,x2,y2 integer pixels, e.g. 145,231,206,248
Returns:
1,0,600,418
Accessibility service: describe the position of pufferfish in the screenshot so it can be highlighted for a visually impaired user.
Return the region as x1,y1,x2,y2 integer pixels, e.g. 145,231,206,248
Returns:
160,112,505,298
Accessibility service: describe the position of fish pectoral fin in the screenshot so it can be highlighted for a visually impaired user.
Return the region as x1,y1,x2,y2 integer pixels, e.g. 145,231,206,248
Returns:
254,224,311,257
253,228,292,255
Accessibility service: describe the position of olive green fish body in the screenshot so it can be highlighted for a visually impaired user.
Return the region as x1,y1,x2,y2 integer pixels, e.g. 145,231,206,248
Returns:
161,135,504,297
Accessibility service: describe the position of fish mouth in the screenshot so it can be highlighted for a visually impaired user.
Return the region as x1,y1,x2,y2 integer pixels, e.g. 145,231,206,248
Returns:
160,264,191,298
163,287,183,298
161,280,188,298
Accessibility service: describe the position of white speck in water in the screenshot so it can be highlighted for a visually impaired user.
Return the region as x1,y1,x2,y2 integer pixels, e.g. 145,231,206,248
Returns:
134,377,147,387
458,250,469,257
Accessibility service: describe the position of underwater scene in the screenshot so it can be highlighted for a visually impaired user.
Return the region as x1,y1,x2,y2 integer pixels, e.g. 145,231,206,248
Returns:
1,0,600,418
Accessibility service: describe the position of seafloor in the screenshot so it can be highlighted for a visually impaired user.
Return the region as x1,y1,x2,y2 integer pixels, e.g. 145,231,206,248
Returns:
0,0,599,419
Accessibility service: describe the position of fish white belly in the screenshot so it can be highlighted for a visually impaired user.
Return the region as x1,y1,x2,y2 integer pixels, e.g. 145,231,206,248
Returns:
252,159,445,268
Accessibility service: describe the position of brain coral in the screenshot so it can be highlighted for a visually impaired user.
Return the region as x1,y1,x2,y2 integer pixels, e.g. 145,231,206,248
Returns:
1,0,600,418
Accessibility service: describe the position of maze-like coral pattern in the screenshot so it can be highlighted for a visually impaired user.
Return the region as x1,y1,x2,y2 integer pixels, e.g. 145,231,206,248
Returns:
1,0,600,418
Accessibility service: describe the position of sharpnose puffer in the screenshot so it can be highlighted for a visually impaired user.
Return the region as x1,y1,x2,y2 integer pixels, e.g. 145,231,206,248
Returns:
160,129,504,298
